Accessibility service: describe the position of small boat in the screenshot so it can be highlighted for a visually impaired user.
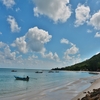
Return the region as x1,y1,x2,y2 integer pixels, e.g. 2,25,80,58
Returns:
89,72,99,75
48,70,54,73
14,76,29,81
35,71,43,73
11,70,17,72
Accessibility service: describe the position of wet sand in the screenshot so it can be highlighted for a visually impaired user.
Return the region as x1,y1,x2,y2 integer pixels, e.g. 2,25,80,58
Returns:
72,74,100,100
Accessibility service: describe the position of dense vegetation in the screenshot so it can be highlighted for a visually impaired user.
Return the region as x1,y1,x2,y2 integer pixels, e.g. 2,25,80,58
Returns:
53,53,100,71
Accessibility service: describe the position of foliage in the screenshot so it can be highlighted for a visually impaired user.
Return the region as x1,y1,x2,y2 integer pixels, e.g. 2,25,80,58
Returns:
53,53,100,71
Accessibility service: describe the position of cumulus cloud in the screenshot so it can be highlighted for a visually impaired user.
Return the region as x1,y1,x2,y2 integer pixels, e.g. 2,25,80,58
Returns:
11,36,28,53
2,0,15,8
89,10,100,30
60,38,69,44
60,38,74,46
4,46,16,60
63,43,79,61
11,27,60,61
43,52,56,60
41,48,60,61
28,55,38,61
0,42,7,48
26,27,59,61
75,4,90,27
95,32,100,38
7,15,21,33
63,54,72,60
11,27,52,53
26,27,52,52
63,46,80,66
64,45,79,56
0,42,16,62
33,0,72,23
61,38,79,61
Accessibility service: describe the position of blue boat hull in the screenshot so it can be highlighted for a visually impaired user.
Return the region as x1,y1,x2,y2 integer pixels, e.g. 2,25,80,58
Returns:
14,76,29,81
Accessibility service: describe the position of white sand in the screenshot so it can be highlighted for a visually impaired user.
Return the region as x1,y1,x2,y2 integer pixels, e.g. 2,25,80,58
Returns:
72,77,100,100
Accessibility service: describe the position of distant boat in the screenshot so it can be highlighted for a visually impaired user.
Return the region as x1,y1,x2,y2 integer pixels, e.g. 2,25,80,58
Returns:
48,70,59,73
11,70,17,72
35,71,43,73
14,76,29,81
48,70,54,73
89,72,99,75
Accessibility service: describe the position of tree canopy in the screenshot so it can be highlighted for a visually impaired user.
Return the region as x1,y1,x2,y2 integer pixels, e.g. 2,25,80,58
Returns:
52,53,100,71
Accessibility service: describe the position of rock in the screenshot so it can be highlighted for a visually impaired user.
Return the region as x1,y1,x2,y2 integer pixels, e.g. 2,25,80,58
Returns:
80,88,100,100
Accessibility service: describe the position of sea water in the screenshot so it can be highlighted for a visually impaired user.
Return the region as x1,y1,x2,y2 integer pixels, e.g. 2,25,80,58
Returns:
0,68,99,100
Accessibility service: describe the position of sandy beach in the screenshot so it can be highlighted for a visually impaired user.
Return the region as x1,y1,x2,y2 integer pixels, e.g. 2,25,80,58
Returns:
72,74,100,100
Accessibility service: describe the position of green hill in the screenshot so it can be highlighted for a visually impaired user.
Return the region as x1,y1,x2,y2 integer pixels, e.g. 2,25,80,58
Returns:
53,53,100,71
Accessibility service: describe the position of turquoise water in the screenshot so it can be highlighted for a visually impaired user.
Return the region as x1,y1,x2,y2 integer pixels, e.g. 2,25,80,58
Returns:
0,68,96,99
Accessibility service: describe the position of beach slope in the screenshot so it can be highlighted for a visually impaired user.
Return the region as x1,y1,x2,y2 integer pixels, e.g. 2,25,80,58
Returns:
72,78,100,100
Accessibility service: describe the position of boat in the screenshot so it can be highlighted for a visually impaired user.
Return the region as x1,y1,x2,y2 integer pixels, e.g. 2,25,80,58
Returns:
35,71,43,73
11,70,17,72
48,70,54,73
14,76,29,81
89,72,99,75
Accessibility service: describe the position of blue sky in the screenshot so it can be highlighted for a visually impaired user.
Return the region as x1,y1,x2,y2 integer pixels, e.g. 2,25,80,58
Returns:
0,0,100,69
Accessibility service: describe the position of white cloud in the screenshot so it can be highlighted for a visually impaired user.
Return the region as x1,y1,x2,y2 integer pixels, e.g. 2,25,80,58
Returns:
33,0,72,23
75,4,90,27
11,27,60,61
95,32,100,38
41,49,60,61
7,15,21,33
32,55,38,59
60,38,79,61
36,45,60,61
11,36,28,53
60,38,69,44
89,10,100,30
64,45,79,56
16,7,20,12
63,54,72,60
2,0,15,8
4,46,16,60
26,27,52,52
28,55,38,61
0,42,6,48
0,42,16,62
0,41,60,69
60,38,74,46
11,27,52,54
87,29,92,33
63,54,81,66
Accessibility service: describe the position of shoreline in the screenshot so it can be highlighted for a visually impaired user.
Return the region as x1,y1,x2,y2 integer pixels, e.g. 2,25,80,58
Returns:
72,74,100,100
1,71,100,100
0,77,91,100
